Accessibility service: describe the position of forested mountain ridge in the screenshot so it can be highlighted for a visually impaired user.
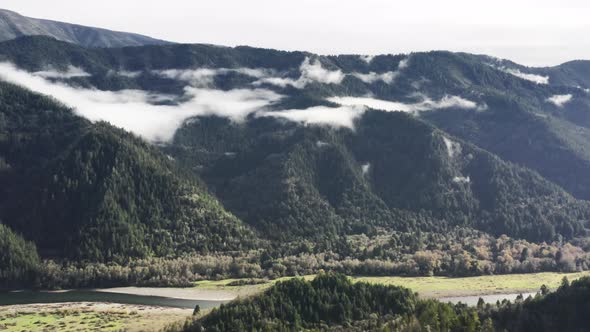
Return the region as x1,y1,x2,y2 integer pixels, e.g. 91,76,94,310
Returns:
2,36,590,201
0,9,169,48
170,112,590,243
1,34,590,287
0,81,260,262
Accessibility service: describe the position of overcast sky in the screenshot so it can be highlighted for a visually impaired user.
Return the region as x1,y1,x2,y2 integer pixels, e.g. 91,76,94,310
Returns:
1,0,589,66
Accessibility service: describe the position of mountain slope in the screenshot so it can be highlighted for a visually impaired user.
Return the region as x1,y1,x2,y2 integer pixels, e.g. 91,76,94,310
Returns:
178,273,590,332
0,9,169,48
0,81,259,261
0,36,589,259
168,111,590,243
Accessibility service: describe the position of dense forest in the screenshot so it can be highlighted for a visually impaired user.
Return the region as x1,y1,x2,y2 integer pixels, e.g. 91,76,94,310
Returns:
1,36,590,290
0,81,259,266
170,112,590,244
164,273,590,332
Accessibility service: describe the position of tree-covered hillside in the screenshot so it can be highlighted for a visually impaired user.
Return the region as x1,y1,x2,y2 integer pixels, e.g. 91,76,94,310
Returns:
174,273,590,332
169,111,590,243
0,81,260,262
1,36,590,288
2,36,590,203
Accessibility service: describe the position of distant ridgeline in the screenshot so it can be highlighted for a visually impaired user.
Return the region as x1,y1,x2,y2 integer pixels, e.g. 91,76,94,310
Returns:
0,35,590,288
171,273,590,332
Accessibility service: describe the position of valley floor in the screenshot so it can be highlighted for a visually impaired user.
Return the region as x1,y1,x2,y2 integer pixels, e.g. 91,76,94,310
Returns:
187,271,590,299
0,302,192,332
1,271,587,331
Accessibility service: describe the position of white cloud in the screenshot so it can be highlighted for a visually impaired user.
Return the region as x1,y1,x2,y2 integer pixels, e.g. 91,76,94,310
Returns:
33,65,91,79
153,67,272,87
261,105,365,129
118,70,142,78
300,57,345,84
0,62,281,142
398,58,410,69
328,95,483,114
351,56,409,84
546,94,573,107
359,55,375,63
254,76,299,88
505,68,549,84
254,57,345,88
257,56,409,88
152,68,219,87
351,71,397,84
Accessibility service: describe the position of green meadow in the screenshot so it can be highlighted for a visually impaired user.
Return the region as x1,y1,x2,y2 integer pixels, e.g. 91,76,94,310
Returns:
194,271,590,298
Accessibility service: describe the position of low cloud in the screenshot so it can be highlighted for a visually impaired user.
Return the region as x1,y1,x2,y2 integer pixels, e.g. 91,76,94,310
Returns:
117,70,142,78
505,68,549,84
0,62,281,142
351,57,408,84
546,94,573,107
398,58,410,70
359,55,375,64
328,95,483,114
255,57,345,88
300,57,345,84
153,67,272,87
261,105,365,129
33,65,91,79
351,71,397,84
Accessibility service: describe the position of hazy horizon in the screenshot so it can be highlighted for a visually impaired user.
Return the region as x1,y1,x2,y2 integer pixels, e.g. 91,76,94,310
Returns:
1,0,589,67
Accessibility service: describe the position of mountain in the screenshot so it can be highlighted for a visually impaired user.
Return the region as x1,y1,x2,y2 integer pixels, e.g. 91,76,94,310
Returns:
168,112,589,243
0,80,260,262
0,34,590,286
2,38,590,202
0,9,169,48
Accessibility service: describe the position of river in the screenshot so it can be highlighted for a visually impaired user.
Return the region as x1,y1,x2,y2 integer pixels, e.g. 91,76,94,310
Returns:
0,288,540,309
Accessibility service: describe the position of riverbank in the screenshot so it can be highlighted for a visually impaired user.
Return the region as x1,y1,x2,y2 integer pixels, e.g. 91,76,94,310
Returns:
1,271,587,331
94,286,236,301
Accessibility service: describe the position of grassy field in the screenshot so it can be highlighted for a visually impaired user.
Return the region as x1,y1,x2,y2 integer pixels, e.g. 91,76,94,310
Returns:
0,303,192,332
2,271,587,331
194,271,590,298
353,271,590,297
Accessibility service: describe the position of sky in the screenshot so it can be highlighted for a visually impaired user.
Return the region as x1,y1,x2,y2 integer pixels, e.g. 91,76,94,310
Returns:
1,0,589,66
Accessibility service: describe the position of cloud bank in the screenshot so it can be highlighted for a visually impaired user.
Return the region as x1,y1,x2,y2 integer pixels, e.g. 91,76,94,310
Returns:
359,55,375,64
505,68,549,84
33,65,91,79
328,95,483,114
351,71,397,84
546,94,573,107
254,57,345,88
153,67,272,87
261,105,366,129
0,62,281,142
